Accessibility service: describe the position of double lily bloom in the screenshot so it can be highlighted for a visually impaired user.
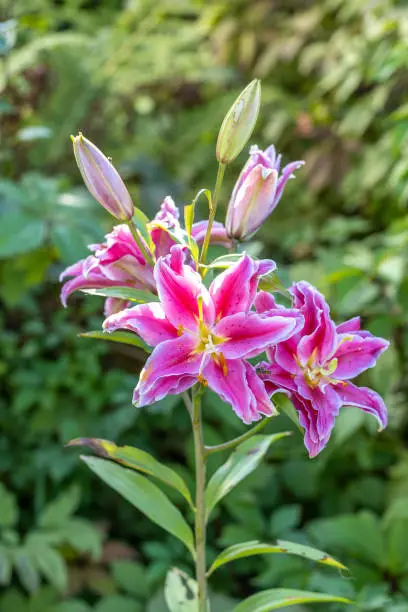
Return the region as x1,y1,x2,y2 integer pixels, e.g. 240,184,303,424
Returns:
60,197,230,315
256,282,389,457
104,247,303,424
226,145,304,240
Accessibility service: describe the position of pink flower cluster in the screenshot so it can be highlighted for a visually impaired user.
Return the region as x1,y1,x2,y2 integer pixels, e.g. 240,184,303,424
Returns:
101,243,388,457
60,196,229,316
62,141,389,457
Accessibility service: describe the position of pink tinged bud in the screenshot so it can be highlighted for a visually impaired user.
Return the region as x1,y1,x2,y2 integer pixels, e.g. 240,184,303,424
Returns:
216,80,261,165
72,133,134,221
226,165,278,240
226,144,304,240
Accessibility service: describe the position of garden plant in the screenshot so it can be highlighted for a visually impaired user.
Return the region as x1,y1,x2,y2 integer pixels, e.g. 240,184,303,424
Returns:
60,81,389,611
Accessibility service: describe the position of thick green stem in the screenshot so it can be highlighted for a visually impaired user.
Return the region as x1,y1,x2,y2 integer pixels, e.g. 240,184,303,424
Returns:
205,416,273,456
192,388,208,611
200,163,226,266
126,219,155,266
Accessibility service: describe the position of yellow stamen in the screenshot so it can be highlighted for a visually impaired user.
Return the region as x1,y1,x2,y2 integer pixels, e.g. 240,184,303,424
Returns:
219,352,228,376
177,325,184,337
197,373,208,386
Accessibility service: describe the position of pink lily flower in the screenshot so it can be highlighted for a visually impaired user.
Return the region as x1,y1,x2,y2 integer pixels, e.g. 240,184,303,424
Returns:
226,145,304,240
256,283,389,457
103,247,303,423
60,197,230,315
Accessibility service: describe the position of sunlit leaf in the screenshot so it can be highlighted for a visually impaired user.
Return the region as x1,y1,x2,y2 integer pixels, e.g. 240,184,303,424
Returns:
82,457,195,556
79,330,151,352
68,438,193,509
81,287,158,302
205,433,290,519
164,567,200,612
208,539,346,576
233,588,352,611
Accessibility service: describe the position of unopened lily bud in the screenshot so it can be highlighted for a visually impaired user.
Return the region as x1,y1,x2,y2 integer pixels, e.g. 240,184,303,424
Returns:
72,133,134,221
216,79,261,165
226,144,305,240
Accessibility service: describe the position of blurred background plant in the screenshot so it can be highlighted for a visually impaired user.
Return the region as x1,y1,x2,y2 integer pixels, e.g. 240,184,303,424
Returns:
1,0,408,610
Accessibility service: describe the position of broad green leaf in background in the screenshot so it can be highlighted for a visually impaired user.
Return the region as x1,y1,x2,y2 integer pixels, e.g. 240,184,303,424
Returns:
0,484,18,527
69,438,193,509
38,485,80,528
82,457,195,556
0,213,45,258
164,567,200,612
79,330,151,352
0,546,12,586
32,545,68,591
208,539,346,576
81,287,158,302
13,549,40,593
233,588,352,611
205,433,290,519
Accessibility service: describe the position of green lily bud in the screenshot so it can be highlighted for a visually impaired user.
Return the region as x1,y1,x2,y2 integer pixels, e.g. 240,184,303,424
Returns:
72,133,134,221
216,79,261,165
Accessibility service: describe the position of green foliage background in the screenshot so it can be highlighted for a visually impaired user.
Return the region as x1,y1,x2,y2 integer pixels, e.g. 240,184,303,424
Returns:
1,0,408,610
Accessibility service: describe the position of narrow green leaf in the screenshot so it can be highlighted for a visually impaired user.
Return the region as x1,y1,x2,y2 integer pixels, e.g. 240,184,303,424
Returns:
0,483,18,527
0,546,12,586
82,457,195,557
205,253,243,269
39,485,80,528
33,546,68,591
184,202,199,262
205,433,290,519
14,548,40,593
208,539,346,576
165,567,200,612
258,272,290,296
132,207,151,243
68,438,193,509
184,203,195,241
79,330,151,352
81,287,158,302
233,589,352,611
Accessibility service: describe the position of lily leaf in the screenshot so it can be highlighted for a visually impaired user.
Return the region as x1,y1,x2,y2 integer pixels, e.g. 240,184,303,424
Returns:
233,589,352,611
205,433,290,520
205,253,243,269
69,438,193,509
82,457,195,557
81,286,158,302
208,539,346,576
79,330,151,352
164,568,201,612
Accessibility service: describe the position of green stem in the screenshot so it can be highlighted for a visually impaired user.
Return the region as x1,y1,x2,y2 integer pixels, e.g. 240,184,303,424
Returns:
127,220,155,266
205,416,273,456
192,387,208,612
199,163,226,266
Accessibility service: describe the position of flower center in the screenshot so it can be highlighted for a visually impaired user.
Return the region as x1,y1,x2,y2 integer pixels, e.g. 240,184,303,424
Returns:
302,354,338,389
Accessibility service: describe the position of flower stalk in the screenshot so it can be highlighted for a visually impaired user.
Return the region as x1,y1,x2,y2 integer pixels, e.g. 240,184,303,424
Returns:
126,219,155,267
205,415,274,456
191,386,208,612
200,163,226,266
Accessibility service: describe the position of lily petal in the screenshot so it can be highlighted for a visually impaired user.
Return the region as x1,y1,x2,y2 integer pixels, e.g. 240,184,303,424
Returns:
204,359,262,424
335,382,388,430
336,316,361,334
154,245,215,331
333,334,389,379
134,334,201,404
134,374,196,407
103,302,177,346
215,312,301,359
191,220,232,247
210,253,275,319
